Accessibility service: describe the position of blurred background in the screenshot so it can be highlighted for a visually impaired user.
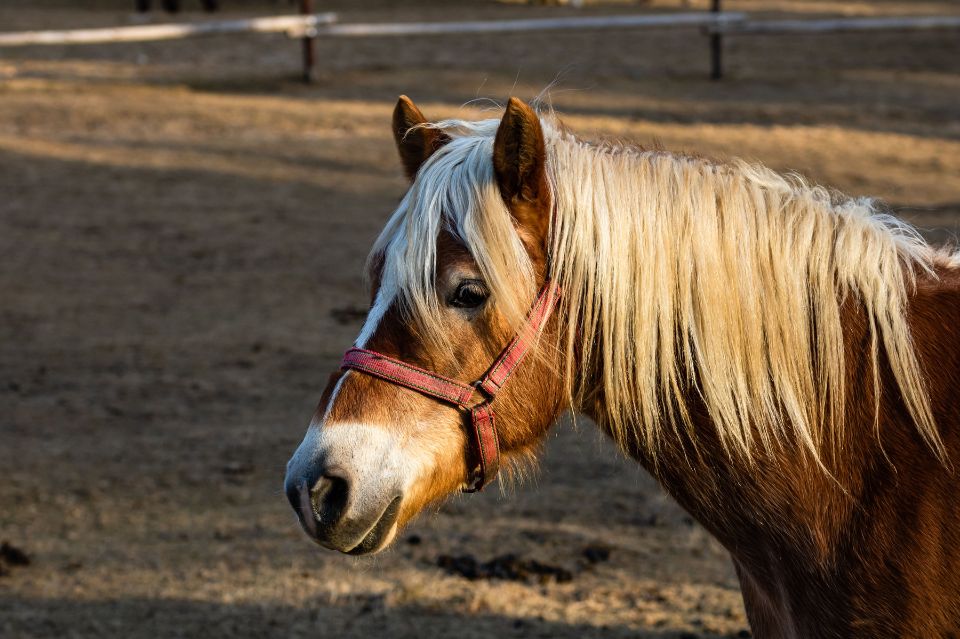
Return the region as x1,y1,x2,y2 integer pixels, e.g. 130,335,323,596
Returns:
1,1,958,637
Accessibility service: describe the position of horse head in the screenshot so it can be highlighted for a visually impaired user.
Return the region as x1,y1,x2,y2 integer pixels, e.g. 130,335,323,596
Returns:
284,97,566,554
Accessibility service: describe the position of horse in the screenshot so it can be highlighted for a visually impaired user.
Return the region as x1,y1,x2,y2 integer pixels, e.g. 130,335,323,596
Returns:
284,96,960,637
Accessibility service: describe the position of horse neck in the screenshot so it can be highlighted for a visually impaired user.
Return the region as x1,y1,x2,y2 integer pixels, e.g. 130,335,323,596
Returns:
584,391,860,566
579,265,960,633
578,328,870,634
548,133,960,631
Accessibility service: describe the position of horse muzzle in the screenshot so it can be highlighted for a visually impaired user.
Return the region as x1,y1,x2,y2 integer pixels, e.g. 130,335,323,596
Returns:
284,473,401,554
284,423,408,555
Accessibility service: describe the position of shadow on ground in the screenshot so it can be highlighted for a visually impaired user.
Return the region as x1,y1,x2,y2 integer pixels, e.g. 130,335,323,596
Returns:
0,595,751,639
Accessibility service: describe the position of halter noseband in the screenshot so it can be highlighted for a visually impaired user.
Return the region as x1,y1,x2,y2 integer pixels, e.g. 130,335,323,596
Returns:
340,281,561,492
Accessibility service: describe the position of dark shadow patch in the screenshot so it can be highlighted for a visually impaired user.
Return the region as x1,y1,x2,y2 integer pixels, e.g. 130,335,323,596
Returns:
437,553,573,584
582,543,612,564
330,306,369,325
0,541,31,577
0,594,748,639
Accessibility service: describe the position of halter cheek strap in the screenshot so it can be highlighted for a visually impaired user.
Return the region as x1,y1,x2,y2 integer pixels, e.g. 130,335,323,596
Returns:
340,281,561,492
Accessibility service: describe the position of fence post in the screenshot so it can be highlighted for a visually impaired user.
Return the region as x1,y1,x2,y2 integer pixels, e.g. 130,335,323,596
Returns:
300,0,316,83
710,0,723,80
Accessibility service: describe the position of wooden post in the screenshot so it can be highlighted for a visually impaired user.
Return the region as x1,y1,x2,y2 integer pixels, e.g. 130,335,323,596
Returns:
300,0,316,83
710,0,723,80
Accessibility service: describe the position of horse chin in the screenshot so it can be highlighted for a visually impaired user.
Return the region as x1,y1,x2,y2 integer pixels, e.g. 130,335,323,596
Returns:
342,495,402,556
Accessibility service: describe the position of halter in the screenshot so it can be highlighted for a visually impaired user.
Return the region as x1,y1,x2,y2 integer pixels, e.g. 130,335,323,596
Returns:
340,281,561,492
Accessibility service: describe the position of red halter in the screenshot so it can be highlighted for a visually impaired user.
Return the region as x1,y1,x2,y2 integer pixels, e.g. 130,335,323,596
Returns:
340,281,561,492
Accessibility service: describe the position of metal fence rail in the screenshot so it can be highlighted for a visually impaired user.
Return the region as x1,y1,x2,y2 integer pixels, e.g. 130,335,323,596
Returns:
712,14,960,35
0,13,336,47
302,12,745,38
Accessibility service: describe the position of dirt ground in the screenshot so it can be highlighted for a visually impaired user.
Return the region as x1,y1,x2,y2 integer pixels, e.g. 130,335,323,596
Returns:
1,1,958,637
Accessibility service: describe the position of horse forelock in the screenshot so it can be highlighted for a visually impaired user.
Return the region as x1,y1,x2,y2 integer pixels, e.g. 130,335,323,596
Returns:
369,117,538,349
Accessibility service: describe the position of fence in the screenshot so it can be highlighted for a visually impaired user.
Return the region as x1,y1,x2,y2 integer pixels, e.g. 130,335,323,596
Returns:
1,7,958,81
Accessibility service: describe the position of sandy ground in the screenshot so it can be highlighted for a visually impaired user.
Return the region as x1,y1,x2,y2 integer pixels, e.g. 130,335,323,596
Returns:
1,1,958,637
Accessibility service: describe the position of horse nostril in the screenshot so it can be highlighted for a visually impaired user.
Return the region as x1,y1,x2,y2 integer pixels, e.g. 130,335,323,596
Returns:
310,474,350,528
285,480,303,514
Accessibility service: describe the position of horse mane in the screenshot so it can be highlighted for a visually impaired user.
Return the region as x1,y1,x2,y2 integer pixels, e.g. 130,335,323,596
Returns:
372,110,953,465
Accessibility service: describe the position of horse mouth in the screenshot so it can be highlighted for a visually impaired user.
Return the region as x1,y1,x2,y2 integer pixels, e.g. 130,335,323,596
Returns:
343,495,402,556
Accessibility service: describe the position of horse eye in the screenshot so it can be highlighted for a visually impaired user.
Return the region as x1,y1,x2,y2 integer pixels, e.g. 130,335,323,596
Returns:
449,281,488,309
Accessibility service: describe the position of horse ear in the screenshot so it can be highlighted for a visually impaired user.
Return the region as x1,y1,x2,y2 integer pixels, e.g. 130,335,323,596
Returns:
493,98,550,244
392,95,448,181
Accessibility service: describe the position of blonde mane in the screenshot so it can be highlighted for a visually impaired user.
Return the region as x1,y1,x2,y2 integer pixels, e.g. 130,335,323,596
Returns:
372,112,949,465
